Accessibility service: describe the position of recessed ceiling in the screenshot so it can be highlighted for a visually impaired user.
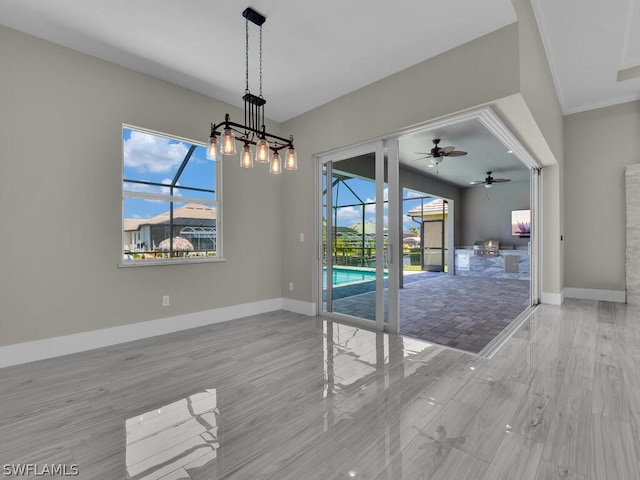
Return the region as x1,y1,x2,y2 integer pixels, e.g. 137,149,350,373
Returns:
0,0,517,122
532,0,640,114
399,118,529,188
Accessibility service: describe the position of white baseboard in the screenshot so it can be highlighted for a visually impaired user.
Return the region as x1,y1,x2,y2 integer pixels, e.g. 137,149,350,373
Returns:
0,298,316,369
564,288,626,303
541,291,564,305
282,298,316,316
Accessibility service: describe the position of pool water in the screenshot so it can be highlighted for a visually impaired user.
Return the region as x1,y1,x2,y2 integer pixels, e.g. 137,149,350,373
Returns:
323,267,387,287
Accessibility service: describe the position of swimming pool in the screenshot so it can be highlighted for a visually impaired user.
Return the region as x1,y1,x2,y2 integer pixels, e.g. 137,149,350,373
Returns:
323,267,387,287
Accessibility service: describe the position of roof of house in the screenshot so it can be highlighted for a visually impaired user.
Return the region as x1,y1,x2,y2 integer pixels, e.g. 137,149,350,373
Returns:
124,218,144,232
406,198,449,218
124,203,216,231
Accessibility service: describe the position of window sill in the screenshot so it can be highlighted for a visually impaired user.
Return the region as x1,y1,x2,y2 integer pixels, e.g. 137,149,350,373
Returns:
118,257,226,268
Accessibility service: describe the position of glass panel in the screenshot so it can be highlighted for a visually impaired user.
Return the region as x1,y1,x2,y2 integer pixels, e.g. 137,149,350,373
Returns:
123,128,215,201
123,199,217,261
423,220,444,272
323,157,380,322
382,175,389,325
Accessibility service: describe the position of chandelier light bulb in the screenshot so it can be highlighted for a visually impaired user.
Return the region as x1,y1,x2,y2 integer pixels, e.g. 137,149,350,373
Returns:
206,135,220,161
284,146,297,170
255,137,270,163
221,128,237,155
240,144,254,168
270,151,282,174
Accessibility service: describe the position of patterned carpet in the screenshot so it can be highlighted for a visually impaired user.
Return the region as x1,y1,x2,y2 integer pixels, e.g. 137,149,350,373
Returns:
330,273,530,354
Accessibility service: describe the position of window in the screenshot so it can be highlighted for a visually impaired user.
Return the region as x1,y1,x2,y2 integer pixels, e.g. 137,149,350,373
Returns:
122,126,221,264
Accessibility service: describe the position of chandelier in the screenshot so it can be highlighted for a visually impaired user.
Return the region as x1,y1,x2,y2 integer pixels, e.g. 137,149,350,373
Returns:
206,7,297,174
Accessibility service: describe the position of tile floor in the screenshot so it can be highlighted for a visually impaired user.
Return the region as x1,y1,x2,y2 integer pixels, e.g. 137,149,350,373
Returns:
331,273,530,354
2,300,639,479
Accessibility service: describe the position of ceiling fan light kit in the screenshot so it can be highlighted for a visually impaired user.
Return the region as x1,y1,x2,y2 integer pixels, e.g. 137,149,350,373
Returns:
430,155,444,166
415,138,467,168
469,171,511,188
206,7,297,174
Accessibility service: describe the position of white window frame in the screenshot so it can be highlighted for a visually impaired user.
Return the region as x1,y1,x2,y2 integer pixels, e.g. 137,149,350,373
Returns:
120,124,224,267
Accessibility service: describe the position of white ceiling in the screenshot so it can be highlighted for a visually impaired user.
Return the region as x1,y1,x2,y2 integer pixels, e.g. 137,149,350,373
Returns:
1,1,636,184
532,0,640,114
0,0,516,122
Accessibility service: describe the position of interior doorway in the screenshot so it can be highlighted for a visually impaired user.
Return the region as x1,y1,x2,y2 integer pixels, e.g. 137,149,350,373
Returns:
316,107,540,356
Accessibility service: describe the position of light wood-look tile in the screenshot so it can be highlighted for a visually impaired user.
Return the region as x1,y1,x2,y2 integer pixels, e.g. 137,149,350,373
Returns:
594,322,619,367
481,432,543,480
542,385,592,476
2,300,640,479
452,375,496,407
534,460,585,480
590,415,640,480
510,371,558,443
591,362,624,420
428,447,488,480
457,380,528,461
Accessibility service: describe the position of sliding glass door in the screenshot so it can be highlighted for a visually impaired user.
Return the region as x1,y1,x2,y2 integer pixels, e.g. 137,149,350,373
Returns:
319,141,396,331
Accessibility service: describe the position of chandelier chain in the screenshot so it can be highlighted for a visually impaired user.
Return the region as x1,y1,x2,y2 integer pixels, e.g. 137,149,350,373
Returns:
259,25,263,98
245,16,250,94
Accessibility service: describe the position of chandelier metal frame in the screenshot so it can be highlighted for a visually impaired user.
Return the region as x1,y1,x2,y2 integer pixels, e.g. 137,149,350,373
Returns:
207,7,296,173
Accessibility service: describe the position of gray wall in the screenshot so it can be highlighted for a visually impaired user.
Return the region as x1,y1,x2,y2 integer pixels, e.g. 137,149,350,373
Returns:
564,100,640,292
459,182,530,248
512,0,565,295
0,26,284,346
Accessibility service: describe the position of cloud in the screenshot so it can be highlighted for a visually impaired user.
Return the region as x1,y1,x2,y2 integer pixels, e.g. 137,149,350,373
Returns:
124,130,189,174
160,178,182,197
123,182,156,194
123,178,181,197
364,190,389,214
336,206,362,223
404,189,426,199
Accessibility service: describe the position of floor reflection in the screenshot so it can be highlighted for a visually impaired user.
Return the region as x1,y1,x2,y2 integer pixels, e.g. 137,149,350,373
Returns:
126,389,219,479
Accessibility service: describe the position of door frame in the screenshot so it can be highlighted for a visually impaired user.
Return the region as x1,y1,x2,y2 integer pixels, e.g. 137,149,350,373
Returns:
315,106,542,334
317,140,398,331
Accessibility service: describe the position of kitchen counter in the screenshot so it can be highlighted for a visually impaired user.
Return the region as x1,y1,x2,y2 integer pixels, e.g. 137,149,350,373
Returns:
454,248,529,280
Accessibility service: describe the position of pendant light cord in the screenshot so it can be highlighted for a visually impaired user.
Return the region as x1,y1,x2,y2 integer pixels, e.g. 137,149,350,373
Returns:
245,16,250,94
259,24,263,98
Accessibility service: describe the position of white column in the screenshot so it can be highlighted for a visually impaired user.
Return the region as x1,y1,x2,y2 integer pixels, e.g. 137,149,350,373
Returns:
626,164,640,304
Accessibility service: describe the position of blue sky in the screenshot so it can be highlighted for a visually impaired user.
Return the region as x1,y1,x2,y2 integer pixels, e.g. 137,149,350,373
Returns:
123,128,215,219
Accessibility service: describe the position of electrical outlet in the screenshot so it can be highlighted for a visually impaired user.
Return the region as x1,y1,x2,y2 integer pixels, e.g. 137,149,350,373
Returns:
299,233,304,242
289,282,294,291
162,295,170,307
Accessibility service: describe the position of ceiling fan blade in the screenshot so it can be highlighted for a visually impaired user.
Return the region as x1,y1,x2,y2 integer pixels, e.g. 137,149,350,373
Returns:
412,154,434,162
469,180,486,185
440,146,455,154
444,150,467,157
492,178,511,183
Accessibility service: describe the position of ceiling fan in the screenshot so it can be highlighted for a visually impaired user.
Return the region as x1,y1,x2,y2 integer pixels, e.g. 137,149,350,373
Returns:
469,171,511,189
414,138,467,168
